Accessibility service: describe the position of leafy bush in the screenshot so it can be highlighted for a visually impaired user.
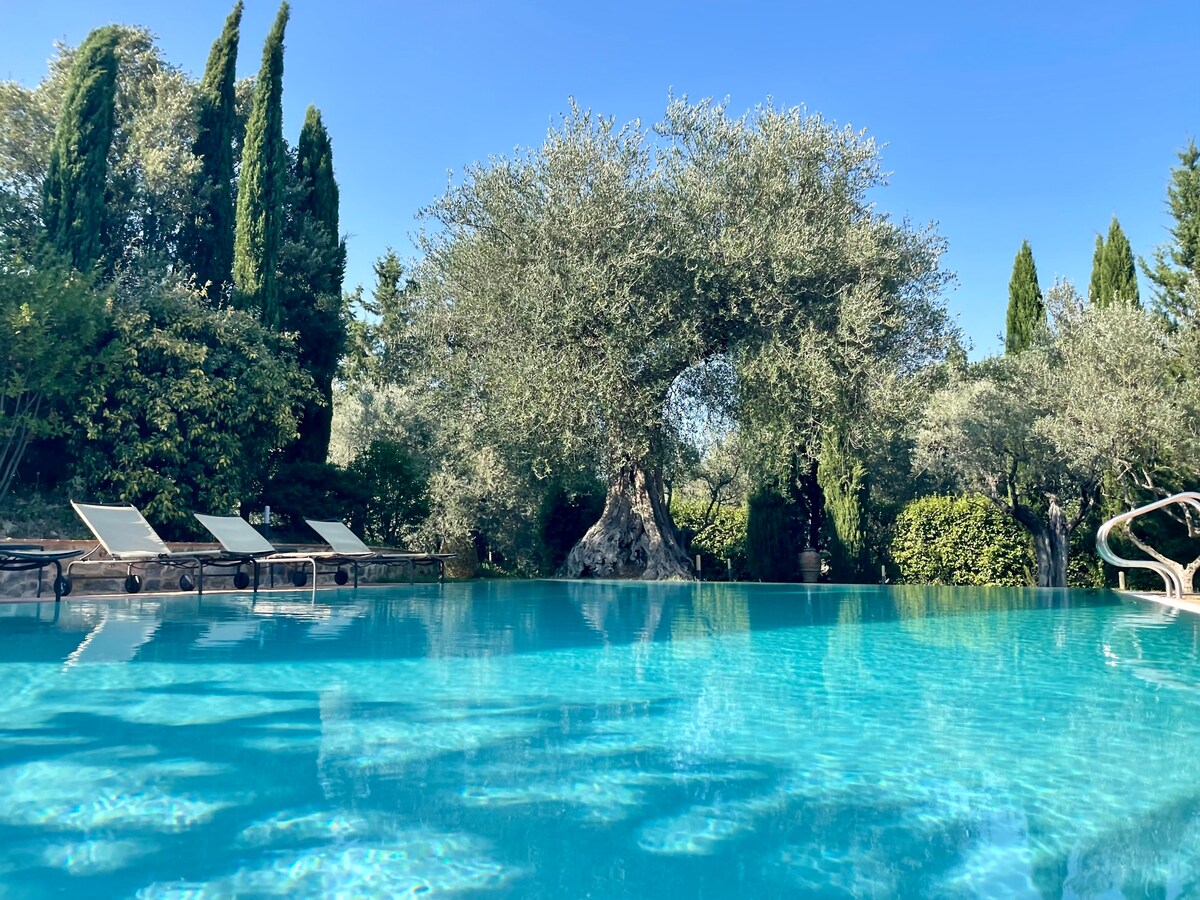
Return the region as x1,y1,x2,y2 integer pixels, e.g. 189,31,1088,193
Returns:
73,280,311,539
672,499,748,580
0,251,108,501
889,494,1032,586
347,437,428,547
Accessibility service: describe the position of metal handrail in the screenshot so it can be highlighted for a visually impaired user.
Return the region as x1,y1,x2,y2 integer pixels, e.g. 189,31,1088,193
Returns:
1096,491,1200,599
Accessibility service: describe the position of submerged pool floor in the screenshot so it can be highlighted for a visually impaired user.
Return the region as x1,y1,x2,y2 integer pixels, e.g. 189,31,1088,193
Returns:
0,581,1197,898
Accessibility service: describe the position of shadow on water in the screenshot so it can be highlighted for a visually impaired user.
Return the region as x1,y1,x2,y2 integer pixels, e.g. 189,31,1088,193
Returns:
0,581,1196,896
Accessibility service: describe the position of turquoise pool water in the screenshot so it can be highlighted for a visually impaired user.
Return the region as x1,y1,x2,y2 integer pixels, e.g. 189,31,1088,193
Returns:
0,581,1197,897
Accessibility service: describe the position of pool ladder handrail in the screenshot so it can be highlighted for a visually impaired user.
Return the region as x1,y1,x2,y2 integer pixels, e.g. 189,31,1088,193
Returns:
1096,491,1200,599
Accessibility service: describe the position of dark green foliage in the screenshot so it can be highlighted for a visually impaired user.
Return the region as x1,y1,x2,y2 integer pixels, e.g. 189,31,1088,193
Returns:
42,26,120,270
233,2,288,328
0,248,109,501
348,438,429,546
1005,240,1044,354
295,106,338,237
818,435,868,581
1088,235,1104,306
1143,139,1200,325
72,279,310,539
259,460,369,539
672,499,748,579
745,488,801,581
889,494,1032,586
1089,217,1139,307
183,1,243,300
348,250,420,385
284,106,346,463
537,478,606,573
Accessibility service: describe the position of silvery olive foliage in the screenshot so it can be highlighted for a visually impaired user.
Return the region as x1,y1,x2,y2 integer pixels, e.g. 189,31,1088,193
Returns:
916,280,1200,586
412,98,954,563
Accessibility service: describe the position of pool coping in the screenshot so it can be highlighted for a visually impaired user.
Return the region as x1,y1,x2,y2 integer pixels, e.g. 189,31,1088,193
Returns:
1128,590,1200,615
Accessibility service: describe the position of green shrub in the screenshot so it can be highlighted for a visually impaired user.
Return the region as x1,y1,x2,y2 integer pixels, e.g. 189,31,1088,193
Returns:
348,437,429,547
890,494,1032,586
672,499,748,580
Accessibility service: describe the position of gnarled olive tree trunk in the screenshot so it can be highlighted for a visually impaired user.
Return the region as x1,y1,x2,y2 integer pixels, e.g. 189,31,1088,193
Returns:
561,462,694,580
1013,498,1070,587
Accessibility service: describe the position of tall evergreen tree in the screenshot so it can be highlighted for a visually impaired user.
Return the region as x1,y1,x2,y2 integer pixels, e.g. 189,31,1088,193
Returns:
1005,240,1044,354
41,26,121,270
818,430,868,582
183,1,243,300
1090,216,1139,307
285,105,346,463
1143,139,1200,325
1088,234,1104,304
233,2,288,328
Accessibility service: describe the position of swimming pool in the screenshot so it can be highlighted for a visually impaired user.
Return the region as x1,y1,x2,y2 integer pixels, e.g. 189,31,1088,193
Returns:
0,581,1196,897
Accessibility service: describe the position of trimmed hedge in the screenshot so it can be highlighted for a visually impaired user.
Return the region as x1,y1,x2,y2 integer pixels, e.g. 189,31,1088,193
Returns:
890,494,1032,586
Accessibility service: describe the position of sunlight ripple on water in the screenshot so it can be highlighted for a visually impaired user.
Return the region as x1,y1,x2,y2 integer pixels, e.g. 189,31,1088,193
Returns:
0,581,1199,896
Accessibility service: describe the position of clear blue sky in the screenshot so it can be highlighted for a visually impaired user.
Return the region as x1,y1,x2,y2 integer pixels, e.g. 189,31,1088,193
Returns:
2,0,1197,356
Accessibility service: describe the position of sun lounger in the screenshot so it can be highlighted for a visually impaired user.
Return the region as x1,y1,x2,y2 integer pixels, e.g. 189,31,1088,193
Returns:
0,543,83,600
193,513,355,594
66,501,235,595
304,519,453,584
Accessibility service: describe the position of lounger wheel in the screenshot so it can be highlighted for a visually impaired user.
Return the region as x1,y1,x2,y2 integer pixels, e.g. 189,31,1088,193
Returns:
124,574,143,594
291,571,308,587
179,574,195,591
334,569,348,586
233,571,251,590
55,575,72,597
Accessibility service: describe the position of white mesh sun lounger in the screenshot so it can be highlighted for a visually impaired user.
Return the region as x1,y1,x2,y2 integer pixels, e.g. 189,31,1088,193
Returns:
194,513,357,595
304,519,454,584
67,501,227,596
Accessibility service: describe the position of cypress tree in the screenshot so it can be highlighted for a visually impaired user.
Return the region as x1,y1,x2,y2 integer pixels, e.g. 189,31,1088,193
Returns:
42,26,121,270
1089,218,1139,306
287,106,347,463
1088,234,1104,304
233,2,289,328
184,1,243,300
1005,240,1044,354
295,106,339,242
818,432,868,582
745,488,797,582
1143,139,1200,325
1102,216,1139,306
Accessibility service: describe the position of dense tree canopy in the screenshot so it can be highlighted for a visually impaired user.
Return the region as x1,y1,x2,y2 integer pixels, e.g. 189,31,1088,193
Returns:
917,282,1200,587
414,99,951,579
0,248,108,500
73,277,310,536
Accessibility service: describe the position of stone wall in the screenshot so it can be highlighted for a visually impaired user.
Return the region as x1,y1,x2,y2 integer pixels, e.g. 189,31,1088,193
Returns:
0,540,443,601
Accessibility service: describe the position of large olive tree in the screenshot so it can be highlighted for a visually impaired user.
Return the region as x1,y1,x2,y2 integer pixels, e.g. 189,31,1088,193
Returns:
415,99,950,579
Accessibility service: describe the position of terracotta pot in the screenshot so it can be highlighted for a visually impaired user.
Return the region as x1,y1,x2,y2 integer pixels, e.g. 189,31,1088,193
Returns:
798,548,821,584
